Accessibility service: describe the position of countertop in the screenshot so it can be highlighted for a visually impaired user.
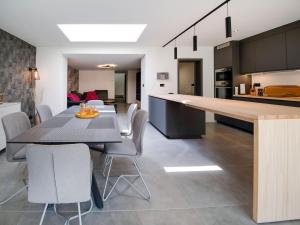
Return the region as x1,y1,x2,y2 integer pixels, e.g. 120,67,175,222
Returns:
233,94,300,102
149,94,300,122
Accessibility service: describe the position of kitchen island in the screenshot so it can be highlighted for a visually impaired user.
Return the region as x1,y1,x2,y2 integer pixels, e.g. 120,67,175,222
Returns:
149,94,300,223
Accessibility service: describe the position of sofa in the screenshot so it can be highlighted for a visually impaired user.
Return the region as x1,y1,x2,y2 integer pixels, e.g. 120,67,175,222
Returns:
67,90,116,108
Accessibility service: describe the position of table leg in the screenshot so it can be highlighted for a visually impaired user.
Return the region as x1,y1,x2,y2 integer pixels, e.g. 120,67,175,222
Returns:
91,172,103,209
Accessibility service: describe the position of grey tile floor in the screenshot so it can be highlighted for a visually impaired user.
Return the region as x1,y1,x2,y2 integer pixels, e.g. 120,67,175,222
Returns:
0,105,300,225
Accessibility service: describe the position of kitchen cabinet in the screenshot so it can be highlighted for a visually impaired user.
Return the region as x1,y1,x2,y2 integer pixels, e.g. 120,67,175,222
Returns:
286,27,300,69
214,44,232,69
255,32,287,72
240,41,256,74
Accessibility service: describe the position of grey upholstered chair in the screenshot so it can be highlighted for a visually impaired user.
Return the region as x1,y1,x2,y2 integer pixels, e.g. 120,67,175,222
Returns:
86,100,104,106
102,110,150,201
0,112,31,205
36,105,53,123
120,103,137,136
26,144,92,225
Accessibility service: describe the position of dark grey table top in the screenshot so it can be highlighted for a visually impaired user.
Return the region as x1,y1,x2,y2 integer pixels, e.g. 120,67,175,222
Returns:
9,105,122,144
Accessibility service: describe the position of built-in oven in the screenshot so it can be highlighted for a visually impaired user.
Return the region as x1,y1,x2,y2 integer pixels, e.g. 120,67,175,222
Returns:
215,67,233,99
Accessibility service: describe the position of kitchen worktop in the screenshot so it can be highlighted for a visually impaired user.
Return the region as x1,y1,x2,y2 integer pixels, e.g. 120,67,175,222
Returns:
149,94,300,122
149,94,300,223
233,94,300,102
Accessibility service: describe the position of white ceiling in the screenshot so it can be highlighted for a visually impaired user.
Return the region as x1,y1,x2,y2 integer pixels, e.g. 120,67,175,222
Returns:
0,0,299,47
67,54,143,70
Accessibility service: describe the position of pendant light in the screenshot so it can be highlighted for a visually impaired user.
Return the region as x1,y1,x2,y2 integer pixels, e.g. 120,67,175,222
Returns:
174,39,177,60
225,2,232,38
193,26,197,51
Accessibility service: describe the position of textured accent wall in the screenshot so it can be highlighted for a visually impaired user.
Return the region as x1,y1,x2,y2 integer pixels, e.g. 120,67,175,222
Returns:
67,66,79,92
0,28,36,121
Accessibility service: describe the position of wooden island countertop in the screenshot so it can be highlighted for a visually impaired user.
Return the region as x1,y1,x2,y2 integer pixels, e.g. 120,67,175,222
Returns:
149,94,300,223
149,94,300,122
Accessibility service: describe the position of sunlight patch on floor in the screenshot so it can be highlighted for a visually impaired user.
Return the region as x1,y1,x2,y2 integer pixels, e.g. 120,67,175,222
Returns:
164,165,223,173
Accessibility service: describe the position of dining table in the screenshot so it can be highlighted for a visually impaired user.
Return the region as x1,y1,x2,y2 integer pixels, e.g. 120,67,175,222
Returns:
8,105,122,209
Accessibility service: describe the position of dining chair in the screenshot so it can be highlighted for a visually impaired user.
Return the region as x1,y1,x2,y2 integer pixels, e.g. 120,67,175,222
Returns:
26,144,93,225
102,110,151,201
86,100,104,106
36,105,53,123
120,103,137,136
0,112,31,205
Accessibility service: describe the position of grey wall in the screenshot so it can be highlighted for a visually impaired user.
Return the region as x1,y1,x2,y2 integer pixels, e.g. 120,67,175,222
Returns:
67,66,79,92
0,28,36,121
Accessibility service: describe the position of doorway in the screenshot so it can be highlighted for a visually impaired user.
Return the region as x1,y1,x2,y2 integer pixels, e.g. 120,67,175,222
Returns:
178,59,203,96
115,72,127,103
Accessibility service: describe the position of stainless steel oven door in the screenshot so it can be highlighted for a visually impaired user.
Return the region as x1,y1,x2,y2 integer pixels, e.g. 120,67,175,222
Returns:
216,87,232,99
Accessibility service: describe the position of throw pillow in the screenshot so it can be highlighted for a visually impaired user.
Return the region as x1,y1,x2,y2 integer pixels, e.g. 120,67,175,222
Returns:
67,93,80,101
85,90,99,101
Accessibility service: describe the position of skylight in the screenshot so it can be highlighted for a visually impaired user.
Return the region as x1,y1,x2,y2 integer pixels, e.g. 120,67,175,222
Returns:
164,165,223,173
57,24,147,42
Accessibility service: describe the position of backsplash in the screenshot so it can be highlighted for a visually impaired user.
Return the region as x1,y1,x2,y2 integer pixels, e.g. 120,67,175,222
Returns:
0,28,36,121
251,70,300,88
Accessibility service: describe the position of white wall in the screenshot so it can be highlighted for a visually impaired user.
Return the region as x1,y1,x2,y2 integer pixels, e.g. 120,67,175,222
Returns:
127,70,138,103
141,47,214,121
251,70,300,87
79,70,115,99
36,46,214,121
36,48,67,115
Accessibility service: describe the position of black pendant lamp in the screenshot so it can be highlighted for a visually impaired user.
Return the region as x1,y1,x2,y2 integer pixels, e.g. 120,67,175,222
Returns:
225,2,232,38
193,26,197,51
174,39,177,59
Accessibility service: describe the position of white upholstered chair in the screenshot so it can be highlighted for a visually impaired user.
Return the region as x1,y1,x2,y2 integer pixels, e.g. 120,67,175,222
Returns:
36,105,53,123
26,144,92,225
102,110,150,201
0,112,31,205
120,103,137,136
86,100,104,106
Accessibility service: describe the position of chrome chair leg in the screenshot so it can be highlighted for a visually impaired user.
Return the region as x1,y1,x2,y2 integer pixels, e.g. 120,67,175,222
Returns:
102,156,151,201
103,157,113,201
77,202,82,225
65,199,93,225
102,155,111,177
39,204,48,225
0,185,28,206
133,158,151,200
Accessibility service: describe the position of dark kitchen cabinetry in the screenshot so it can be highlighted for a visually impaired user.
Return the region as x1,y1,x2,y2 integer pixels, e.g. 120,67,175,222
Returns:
213,41,252,129
239,20,300,74
286,27,300,69
240,41,256,74
214,43,232,69
255,33,287,72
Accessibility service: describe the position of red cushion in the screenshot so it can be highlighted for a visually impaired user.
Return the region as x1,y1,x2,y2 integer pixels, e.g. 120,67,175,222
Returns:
85,91,99,101
67,93,80,101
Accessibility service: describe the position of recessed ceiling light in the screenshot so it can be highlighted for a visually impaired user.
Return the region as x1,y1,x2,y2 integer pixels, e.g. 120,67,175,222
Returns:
57,24,147,42
97,64,117,69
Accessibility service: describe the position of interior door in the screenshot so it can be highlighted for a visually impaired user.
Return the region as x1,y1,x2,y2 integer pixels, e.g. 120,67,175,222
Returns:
178,62,195,95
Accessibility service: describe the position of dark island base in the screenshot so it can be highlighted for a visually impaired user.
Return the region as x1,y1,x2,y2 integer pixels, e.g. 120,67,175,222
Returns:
149,96,206,139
